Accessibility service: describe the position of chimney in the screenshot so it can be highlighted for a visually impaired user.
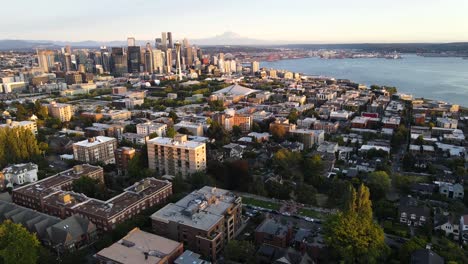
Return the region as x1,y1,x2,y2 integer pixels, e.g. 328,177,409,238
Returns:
5,119,11,125
144,252,148,260
88,137,95,143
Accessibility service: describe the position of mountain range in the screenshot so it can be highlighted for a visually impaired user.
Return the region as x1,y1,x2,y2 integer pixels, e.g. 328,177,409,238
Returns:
0,32,279,50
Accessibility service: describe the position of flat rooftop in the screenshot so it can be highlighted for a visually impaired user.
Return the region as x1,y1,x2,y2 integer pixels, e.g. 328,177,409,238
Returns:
13,165,102,198
97,228,182,264
151,186,239,231
148,137,205,150
73,136,116,147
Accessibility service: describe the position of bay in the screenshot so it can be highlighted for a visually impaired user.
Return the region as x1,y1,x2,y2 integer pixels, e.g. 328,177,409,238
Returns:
261,54,468,106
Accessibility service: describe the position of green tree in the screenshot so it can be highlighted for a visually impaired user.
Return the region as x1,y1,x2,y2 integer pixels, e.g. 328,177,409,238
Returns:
189,171,214,190
166,127,176,138
232,125,242,137
303,154,325,187
224,240,256,263
399,236,427,262
0,220,40,264
168,111,178,122
72,176,107,199
287,109,299,124
324,184,388,263
367,171,391,200
296,184,317,205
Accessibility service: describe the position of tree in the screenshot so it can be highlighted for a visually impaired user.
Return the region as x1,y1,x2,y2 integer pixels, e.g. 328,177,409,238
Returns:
168,111,178,122
224,240,256,263
166,127,176,138
176,127,193,136
324,184,388,263
232,125,242,137
72,176,107,199
367,171,391,200
124,124,136,133
0,220,40,264
0,127,41,167
399,236,427,262
287,109,299,124
414,135,424,146
303,154,325,187
296,184,317,205
149,132,159,139
189,171,214,190
270,124,287,142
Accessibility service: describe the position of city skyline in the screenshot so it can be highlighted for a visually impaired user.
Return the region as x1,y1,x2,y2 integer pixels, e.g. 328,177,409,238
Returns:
1,0,467,43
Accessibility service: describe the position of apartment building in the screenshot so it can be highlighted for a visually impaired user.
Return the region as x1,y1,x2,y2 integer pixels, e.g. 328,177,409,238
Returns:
136,122,168,137
174,121,204,137
147,134,206,178
73,136,118,164
47,101,73,122
151,186,242,261
12,164,104,211
12,165,172,231
289,129,325,149
96,228,184,264
115,147,136,175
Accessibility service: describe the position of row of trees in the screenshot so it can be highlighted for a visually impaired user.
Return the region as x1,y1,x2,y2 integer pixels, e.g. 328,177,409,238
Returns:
0,127,42,167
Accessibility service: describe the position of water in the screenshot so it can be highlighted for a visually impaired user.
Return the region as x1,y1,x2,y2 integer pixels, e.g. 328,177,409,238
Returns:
261,54,468,106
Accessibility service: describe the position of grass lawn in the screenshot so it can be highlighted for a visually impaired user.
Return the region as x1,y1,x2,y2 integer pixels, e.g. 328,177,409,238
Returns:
242,197,281,210
298,208,323,219
316,193,328,207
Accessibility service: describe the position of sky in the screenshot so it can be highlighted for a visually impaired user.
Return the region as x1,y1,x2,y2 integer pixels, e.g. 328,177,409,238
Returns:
1,0,467,43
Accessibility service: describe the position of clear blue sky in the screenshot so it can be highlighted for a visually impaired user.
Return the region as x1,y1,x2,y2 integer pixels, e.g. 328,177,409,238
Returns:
2,0,467,43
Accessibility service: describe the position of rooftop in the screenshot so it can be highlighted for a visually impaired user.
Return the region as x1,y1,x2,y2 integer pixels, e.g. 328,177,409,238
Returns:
73,136,116,148
151,186,239,231
148,136,205,150
97,228,182,264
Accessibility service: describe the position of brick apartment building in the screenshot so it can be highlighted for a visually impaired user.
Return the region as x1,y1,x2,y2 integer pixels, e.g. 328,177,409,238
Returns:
151,186,242,261
12,165,172,231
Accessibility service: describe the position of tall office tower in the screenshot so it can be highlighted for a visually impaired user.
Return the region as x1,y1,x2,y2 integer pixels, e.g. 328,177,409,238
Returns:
185,46,193,68
161,32,168,51
174,41,182,80
212,56,218,66
152,49,164,73
219,53,225,61
165,48,172,73
218,58,225,73
127,37,136,47
167,32,173,49
65,45,72,54
251,61,260,74
101,47,111,73
127,46,141,73
110,47,128,76
196,48,203,61
144,44,153,73
230,60,237,74
155,38,162,49
37,49,55,73
64,53,72,72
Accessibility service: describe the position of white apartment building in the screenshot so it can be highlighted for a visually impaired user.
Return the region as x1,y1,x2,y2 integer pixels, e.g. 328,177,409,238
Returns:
136,122,167,137
73,136,118,164
147,134,206,178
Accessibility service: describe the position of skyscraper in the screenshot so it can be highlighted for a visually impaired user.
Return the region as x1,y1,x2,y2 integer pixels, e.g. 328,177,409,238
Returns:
167,32,173,49
127,37,136,47
127,46,141,73
175,41,182,80
161,32,168,51
101,47,111,73
165,48,172,73
183,38,193,68
155,38,162,49
37,49,55,73
152,49,164,73
144,43,153,73
110,47,128,76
